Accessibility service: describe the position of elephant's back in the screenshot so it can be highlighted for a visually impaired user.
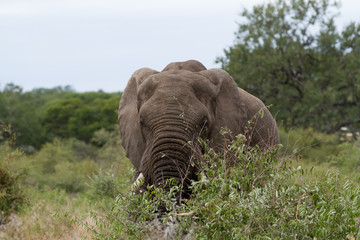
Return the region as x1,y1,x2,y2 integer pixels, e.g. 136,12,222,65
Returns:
162,60,207,72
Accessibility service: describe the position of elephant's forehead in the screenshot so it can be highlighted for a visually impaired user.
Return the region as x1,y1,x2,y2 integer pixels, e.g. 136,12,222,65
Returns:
154,72,206,90
152,87,195,103
138,71,207,104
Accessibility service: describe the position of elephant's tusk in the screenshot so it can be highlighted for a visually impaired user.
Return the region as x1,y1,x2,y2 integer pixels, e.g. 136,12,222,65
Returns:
133,172,144,189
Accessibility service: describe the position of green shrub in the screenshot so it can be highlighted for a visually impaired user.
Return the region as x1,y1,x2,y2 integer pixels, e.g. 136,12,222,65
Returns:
88,134,360,239
6,127,129,196
49,158,97,192
279,127,360,183
279,127,340,161
86,128,133,201
92,127,127,169
87,169,122,200
328,141,360,176
0,166,27,224
0,144,27,224
24,138,97,193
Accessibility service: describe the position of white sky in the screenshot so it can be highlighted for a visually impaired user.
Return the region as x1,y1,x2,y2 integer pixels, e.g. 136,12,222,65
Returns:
0,0,359,92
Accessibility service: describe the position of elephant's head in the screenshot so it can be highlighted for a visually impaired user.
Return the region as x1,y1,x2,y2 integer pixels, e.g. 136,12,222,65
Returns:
118,60,279,197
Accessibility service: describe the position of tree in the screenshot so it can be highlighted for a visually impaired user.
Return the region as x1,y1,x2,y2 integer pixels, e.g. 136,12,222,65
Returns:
217,0,360,134
42,92,120,143
0,84,47,149
0,84,78,148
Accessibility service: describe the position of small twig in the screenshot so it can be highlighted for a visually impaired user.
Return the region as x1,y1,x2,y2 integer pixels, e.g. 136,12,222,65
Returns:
251,169,265,191
109,213,144,239
171,211,194,216
295,193,305,219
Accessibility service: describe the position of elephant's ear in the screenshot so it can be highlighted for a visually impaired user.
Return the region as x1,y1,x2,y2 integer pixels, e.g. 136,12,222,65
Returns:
199,69,279,149
199,69,247,148
118,68,158,169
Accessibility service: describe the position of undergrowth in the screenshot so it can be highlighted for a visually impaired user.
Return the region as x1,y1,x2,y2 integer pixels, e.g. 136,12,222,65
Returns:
87,134,360,239
1,125,359,239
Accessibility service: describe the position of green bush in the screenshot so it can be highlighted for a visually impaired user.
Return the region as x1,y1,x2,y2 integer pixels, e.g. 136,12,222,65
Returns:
279,127,340,161
92,127,127,169
88,134,360,239
87,169,122,200
24,138,97,193
86,128,134,206
87,128,132,198
4,127,129,197
329,142,360,176
279,127,360,183
0,144,27,224
0,166,27,224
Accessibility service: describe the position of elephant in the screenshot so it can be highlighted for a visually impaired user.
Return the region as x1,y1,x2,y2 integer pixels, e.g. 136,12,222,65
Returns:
118,60,279,199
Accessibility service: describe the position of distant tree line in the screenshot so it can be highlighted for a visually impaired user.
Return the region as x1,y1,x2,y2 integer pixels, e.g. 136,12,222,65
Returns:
0,83,120,149
217,0,360,136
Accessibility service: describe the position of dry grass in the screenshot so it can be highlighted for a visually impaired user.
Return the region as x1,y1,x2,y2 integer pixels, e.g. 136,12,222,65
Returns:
0,197,96,240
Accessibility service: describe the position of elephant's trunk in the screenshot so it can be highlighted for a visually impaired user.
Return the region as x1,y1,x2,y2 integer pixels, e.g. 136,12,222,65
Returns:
150,128,197,191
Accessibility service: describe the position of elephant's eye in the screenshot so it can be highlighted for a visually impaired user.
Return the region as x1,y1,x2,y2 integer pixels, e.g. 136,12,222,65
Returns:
139,118,146,127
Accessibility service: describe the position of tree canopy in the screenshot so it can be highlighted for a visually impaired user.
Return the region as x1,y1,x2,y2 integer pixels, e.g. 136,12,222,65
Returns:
0,84,120,148
42,92,119,142
217,0,360,135
0,84,75,148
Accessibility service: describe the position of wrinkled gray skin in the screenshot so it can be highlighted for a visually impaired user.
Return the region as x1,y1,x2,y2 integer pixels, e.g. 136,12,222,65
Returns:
118,60,279,195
